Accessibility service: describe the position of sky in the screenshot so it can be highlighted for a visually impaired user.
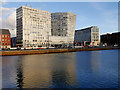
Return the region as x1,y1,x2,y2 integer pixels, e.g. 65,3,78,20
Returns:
0,1,119,37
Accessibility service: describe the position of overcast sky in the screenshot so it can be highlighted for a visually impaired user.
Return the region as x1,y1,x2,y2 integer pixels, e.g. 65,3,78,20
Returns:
0,1,119,37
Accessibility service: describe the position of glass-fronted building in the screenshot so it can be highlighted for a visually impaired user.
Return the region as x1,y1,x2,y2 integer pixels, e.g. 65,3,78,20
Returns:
74,26,100,46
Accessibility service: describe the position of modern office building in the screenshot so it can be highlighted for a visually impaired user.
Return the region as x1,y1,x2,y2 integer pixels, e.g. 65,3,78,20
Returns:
11,37,16,47
16,6,51,47
51,12,76,46
100,32,120,46
16,6,76,48
74,26,100,46
0,29,11,49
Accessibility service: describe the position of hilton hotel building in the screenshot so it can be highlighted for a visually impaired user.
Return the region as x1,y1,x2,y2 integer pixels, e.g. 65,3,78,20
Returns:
16,6,51,47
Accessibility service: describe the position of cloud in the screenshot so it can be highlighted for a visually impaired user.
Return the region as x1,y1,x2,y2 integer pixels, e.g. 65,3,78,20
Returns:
0,7,16,37
2,11,16,29
0,0,7,5
1,7,16,16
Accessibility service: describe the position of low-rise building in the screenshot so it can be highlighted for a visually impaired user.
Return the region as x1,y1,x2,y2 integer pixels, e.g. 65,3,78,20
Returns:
0,29,11,49
74,26,100,46
50,36,73,47
100,32,120,46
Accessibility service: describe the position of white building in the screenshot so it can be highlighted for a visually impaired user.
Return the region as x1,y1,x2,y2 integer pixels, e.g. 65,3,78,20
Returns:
16,6,76,48
16,6,51,47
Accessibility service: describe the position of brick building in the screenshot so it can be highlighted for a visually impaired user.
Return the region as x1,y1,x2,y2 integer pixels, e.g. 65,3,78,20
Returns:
100,32,120,46
0,29,11,49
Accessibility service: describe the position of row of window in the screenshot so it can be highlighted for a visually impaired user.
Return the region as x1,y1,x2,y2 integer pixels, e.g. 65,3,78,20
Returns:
52,34,67,36
24,43,48,47
1,43,10,45
52,28,68,31
23,9,50,15
2,39,10,41
24,39,50,42
92,39,99,41
92,28,99,32
1,35,10,38
92,36,99,39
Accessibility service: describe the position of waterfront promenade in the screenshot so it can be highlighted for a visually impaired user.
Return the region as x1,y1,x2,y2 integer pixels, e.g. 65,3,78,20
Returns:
0,47,120,56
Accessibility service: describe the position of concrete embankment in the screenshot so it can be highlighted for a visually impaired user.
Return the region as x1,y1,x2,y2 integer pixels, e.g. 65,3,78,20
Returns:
0,47,120,56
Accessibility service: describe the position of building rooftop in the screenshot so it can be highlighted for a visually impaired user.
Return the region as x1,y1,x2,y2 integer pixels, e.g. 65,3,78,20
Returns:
0,29,10,35
100,32,120,36
75,26,98,32
51,12,76,15
17,6,51,13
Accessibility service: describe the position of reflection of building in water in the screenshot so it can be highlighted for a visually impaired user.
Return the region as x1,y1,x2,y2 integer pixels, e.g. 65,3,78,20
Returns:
90,51,100,74
2,56,23,88
20,53,76,88
21,55,52,88
16,57,24,89
49,53,77,87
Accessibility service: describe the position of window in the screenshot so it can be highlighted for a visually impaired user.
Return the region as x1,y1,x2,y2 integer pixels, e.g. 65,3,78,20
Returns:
2,35,4,37
2,43,4,45
5,35,7,37
2,39,4,41
5,39,7,41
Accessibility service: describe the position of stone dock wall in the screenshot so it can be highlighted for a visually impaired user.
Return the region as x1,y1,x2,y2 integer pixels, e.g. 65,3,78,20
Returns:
1,47,120,56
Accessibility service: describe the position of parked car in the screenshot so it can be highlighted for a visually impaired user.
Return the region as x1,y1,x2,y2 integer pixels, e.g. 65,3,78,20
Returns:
10,48,17,50
75,46,83,48
37,47,43,49
114,44,118,47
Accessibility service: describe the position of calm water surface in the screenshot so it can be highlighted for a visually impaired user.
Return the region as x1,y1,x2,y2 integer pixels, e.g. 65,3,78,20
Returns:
2,49,119,88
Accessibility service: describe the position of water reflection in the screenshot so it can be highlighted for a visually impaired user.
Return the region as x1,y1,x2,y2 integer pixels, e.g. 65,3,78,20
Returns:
15,53,77,88
2,50,118,88
16,56,24,89
50,53,76,88
2,56,20,88
90,51,100,74
21,55,53,88
75,50,118,88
